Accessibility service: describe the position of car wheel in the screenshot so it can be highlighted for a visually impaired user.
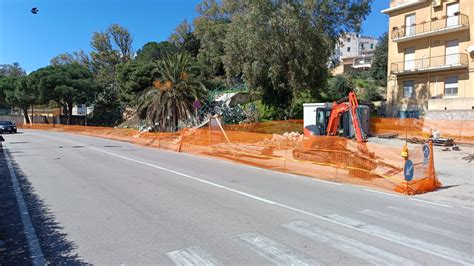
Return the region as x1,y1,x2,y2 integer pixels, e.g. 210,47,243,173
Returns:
14,129,17,134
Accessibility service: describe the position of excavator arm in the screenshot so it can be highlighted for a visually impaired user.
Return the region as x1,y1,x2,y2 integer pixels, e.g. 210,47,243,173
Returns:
347,92,365,142
325,103,349,137
325,92,366,142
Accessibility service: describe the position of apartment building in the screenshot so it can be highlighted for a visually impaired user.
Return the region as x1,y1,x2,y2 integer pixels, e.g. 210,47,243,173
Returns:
333,33,379,74
383,0,474,118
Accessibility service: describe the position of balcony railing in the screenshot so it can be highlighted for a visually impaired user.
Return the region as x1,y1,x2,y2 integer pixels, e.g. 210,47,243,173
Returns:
353,57,373,68
391,14,469,41
391,53,468,75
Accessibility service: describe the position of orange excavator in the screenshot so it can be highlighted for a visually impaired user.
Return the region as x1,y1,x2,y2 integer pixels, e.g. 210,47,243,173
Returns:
326,92,366,142
304,92,369,142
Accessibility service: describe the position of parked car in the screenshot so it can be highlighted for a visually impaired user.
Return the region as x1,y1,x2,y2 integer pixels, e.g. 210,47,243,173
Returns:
0,121,17,133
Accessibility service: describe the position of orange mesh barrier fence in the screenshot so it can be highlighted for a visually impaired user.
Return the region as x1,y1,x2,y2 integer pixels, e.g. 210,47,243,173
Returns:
180,123,440,195
20,121,441,195
224,120,304,134
370,117,474,144
20,124,182,151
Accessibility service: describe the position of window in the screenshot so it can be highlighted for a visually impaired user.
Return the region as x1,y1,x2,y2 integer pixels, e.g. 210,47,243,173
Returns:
347,47,351,52
445,76,458,96
405,13,416,36
404,47,415,71
360,43,365,50
445,39,459,65
347,37,351,42
447,3,460,27
370,44,374,49
403,80,415,98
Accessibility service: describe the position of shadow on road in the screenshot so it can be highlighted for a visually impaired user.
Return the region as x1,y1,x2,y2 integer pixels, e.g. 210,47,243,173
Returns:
0,148,87,264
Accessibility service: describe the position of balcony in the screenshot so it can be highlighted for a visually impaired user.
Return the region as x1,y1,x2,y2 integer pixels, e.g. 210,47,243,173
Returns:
352,57,373,69
390,53,468,75
391,14,469,42
382,0,427,14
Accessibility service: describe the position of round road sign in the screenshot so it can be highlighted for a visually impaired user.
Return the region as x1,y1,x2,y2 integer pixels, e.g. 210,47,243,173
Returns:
423,144,430,159
404,159,414,181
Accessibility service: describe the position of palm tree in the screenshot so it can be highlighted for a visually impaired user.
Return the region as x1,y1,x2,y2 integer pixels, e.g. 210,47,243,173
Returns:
137,53,206,132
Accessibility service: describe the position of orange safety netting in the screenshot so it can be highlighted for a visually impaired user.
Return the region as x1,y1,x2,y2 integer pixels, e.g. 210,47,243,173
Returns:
20,121,441,195
370,117,474,144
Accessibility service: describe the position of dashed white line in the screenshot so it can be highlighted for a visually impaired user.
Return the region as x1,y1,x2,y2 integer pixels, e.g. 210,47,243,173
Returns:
237,232,317,265
409,198,453,208
3,148,45,265
309,178,343,186
358,209,472,243
166,246,217,266
283,221,418,265
363,189,402,198
326,214,473,265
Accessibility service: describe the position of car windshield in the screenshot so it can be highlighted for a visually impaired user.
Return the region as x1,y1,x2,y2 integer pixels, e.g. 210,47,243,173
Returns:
0,121,13,125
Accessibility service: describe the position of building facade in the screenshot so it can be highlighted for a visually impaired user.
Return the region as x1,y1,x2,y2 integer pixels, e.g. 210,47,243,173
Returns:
333,33,379,75
383,0,474,118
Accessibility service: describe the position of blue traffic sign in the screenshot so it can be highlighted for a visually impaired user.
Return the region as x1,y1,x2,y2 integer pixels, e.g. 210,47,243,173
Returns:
404,159,414,181
423,144,430,159
423,144,430,165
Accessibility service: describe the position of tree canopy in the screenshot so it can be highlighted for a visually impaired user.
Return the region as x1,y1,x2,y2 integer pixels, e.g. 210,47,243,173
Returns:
3,1,379,129
137,53,207,132
0,63,26,78
135,41,179,62
30,64,96,124
221,0,371,117
370,32,388,87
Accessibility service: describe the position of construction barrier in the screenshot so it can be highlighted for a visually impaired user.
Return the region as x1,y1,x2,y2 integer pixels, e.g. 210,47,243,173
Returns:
20,120,441,195
370,117,474,144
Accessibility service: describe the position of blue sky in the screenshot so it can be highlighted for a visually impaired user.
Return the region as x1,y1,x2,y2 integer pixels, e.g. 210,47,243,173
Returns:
0,0,389,73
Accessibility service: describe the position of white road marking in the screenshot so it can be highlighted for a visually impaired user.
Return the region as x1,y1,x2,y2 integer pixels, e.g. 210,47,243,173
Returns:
409,198,453,208
88,147,470,265
387,206,473,229
363,189,402,198
325,214,473,265
89,147,278,205
3,148,46,265
237,232,316,265
359,209,472,243
309,178,343,186
283,221,418,265
166,246,217,266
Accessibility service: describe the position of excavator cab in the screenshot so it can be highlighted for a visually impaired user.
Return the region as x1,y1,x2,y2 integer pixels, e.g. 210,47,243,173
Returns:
303,92,370,142
314,107,331,135
312,106,370,139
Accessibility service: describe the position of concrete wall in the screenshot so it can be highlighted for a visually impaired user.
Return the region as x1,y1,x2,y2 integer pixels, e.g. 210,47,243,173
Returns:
428,97,474,110
385,0,474,117
425,109,474,120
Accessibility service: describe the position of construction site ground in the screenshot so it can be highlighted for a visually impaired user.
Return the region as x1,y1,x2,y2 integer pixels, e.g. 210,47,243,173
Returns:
369,137,474,208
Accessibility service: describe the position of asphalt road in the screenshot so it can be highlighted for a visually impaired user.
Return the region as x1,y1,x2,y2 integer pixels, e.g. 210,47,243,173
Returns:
1,129,473,265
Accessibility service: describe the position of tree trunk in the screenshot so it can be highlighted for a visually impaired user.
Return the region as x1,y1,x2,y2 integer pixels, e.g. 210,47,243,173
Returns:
174,114,179,132
22,107,31,124
67,102,73,125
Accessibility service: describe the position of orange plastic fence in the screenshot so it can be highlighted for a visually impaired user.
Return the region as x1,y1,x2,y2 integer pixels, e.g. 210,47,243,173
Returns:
370,117,474,144
20,121,441,195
